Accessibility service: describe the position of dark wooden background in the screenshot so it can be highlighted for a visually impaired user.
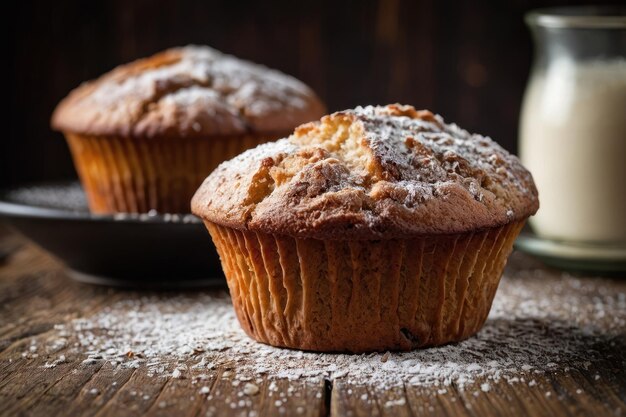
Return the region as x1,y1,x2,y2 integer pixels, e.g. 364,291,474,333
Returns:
4,0,621,188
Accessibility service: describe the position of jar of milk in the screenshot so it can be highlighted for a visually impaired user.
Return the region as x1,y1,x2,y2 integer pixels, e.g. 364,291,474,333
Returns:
520,7,626,250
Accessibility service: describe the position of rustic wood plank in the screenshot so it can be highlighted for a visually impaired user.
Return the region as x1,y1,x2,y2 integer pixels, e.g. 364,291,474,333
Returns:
202,369,266,417
331,380,411,417
144,367,217,417
0,352,77,415
19,360,106,416
201,371,327,417
62,362,136,417
551,369,624,417
258,378,326,417
575,362,626,413
466,377,557,417
0,266,124,382
404,384,474,417
92,368,170,417
331,382,371,417
0,227,22,265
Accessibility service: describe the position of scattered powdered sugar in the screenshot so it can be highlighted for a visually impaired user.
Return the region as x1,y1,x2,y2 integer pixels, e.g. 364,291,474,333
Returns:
111,211,201,224
43,257,625,391
3,182,201,222
5,183,88,212
43,354,66,369
243,382,260,396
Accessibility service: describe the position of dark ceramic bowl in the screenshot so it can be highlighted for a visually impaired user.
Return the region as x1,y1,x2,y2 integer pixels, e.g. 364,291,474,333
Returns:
0,182,225,288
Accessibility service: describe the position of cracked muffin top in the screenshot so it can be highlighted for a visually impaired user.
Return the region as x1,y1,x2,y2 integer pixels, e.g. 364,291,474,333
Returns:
51,45,325,139
192,104,539,239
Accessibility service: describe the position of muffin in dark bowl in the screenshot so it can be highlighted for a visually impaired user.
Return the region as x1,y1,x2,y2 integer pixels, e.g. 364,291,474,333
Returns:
52,45,325,214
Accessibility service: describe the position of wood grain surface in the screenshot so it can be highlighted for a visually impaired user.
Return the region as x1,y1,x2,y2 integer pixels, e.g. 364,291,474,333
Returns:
0,231,624,417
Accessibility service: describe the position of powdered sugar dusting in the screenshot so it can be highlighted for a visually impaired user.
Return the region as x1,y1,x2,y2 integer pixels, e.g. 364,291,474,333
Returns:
350,105,535,205
193,105,538,238
53,45,324,138
93,45,315,117
42,255,625,391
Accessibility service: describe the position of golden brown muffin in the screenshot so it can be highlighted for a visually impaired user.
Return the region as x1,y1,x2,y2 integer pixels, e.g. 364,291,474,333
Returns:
192,104,539,352
51,45,325,213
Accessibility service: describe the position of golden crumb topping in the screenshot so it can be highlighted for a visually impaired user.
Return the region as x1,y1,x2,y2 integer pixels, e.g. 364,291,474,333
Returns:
192,105,538,238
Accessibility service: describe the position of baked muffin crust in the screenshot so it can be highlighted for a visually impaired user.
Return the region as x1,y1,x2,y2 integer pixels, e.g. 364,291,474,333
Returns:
51,46,325,139
192,104,538,239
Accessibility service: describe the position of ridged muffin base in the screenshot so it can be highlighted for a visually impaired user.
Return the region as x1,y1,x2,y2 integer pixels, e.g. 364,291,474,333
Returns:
64,133,281,214
205,220,526,353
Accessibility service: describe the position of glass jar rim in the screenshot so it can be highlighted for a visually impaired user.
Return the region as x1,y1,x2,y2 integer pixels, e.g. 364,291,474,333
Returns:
526,6,626,29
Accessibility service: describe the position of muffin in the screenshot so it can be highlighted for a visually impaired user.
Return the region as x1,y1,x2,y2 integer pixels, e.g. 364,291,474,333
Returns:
51,46,325,214
192,104,539,352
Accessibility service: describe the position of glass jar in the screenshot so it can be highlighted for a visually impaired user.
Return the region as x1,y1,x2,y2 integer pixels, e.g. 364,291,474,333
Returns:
519,6,626,247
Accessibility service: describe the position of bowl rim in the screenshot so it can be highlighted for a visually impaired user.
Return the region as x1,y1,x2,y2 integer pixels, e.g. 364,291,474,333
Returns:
0,181,202,225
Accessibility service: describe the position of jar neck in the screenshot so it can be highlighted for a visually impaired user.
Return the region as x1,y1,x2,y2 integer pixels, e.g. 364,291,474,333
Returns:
529,24,626,68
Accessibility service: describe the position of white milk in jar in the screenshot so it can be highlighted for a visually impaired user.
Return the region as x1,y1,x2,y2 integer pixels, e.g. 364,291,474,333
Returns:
519,58,626,243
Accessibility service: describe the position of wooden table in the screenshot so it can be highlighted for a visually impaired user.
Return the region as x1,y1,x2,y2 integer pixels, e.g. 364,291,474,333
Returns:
1,230,625,417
